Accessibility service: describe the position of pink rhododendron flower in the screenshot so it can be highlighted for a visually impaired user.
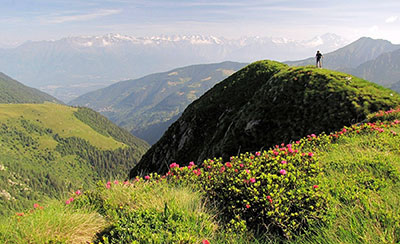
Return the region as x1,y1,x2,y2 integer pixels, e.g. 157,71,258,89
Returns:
255,151,261,156
170,162,179,168
313,185,319,189
308,152,314,157
220,166,225,173
106,184,111,189
75,190,81,195
280,169,287,175
225,162,232,168
202,240,210,244
250,178,256,183
144,175,150,180
188,161,195,169
65,200,71,205
245,169,250,174
33,203,39,209
246,204,250,209
281,160,287,164
239,164,244,168
114,180,119,185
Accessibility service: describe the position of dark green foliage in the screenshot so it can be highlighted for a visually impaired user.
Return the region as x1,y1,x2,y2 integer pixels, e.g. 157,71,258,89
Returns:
73,107,149,149
131,60,400,176
55,135,143,179
95,207,212,244
0,72,60,104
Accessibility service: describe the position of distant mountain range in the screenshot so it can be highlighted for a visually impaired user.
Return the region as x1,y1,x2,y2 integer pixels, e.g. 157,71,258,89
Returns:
0,33,348,102
70,61,248,144
130,61,400,176
286,37,400,91
0,72,60,104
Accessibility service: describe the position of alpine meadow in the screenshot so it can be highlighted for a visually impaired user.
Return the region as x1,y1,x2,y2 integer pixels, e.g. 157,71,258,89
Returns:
1,0,400,243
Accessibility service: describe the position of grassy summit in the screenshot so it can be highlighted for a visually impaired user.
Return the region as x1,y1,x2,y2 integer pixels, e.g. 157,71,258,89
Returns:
132,60,400,176
0,103,148,215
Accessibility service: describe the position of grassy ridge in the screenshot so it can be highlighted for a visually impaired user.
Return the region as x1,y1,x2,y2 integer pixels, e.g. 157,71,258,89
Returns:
0,103,149,216
0,104,126,150
133,61,400,176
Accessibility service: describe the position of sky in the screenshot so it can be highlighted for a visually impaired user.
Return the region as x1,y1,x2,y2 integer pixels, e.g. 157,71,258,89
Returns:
1,0,400,47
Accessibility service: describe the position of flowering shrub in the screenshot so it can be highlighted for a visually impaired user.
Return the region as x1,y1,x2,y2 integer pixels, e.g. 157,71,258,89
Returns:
165,140,328,239
161,114,400,239
368,106,400,123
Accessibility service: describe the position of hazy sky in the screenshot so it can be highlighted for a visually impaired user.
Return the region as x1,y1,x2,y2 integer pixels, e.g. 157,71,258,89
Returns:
1,0,400,47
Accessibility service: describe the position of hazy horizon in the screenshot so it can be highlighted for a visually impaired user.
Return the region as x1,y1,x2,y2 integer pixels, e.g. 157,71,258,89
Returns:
1,0,400,47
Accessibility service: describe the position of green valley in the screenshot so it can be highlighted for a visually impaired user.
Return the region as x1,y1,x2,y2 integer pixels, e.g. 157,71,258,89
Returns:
0,103,149,215
70,61,247,144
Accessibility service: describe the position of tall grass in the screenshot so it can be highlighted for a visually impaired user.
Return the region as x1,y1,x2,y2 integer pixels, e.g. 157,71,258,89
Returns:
0,200,106,243
296,124,400,244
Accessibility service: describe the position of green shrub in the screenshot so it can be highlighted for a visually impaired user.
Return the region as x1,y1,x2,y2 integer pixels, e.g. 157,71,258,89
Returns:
71,180,217,244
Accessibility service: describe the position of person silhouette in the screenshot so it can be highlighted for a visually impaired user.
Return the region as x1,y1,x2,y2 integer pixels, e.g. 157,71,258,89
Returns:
316,51,323,68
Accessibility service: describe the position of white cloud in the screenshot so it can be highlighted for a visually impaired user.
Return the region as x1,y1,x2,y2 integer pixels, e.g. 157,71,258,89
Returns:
369,25,379,32
385,16,398,23
46,9,122,24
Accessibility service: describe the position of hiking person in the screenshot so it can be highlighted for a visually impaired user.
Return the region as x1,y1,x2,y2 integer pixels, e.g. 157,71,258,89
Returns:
316,50,323,68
